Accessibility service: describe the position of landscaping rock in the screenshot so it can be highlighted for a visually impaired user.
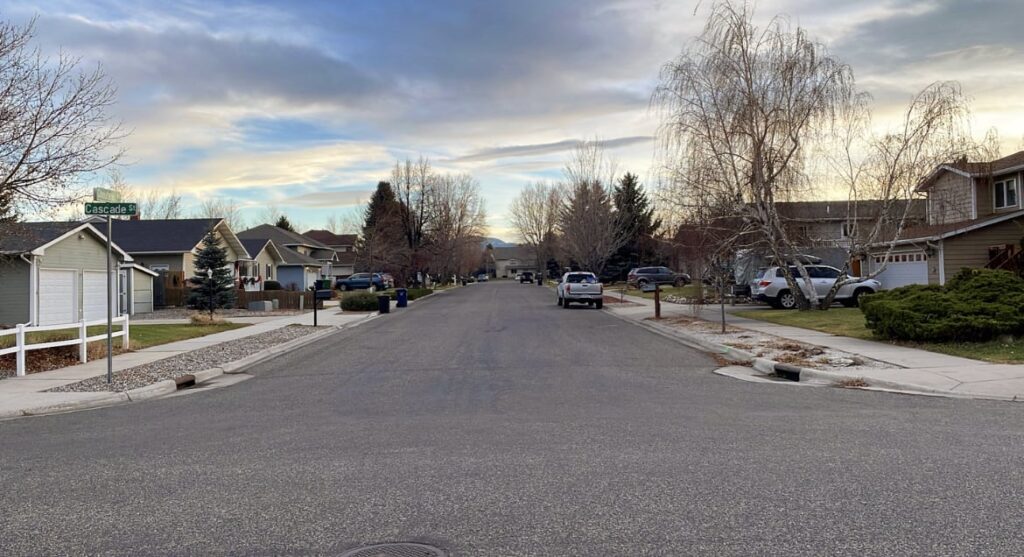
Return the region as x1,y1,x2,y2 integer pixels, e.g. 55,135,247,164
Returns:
828,357,856,367
247,300,273,312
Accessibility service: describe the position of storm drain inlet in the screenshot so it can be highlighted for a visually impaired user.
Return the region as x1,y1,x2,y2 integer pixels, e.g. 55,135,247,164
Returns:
338,542,447,557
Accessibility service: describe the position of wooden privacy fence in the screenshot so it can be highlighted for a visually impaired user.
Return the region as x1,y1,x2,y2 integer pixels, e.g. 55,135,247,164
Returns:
0,315,130,377
161,288,314,310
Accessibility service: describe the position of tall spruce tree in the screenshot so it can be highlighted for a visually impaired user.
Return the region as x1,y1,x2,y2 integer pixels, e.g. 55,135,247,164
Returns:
357,181,403,272
188,231,236,317
608,173,662,280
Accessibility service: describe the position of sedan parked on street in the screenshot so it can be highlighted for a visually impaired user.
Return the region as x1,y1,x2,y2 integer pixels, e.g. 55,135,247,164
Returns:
627,266,691,288
753,265,881,309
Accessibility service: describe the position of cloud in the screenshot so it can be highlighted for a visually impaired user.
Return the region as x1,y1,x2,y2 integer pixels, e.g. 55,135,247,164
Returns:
285,189,374,208
451,136,653,163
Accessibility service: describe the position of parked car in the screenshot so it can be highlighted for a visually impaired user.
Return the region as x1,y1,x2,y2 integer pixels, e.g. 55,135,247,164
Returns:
476,273,489,282
556,272,603,309
627,266,690,288
336,272,386,291
753,265,881,309
519,272,534,284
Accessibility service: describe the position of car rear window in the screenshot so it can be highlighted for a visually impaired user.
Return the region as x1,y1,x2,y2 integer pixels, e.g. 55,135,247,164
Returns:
566,274,597,283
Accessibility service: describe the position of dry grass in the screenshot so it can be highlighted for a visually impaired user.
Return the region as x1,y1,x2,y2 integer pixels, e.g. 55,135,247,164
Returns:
836,378,869,388
190,314,230,326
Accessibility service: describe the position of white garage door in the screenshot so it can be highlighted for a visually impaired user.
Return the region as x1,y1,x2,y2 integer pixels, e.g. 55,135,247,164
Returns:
873,252,928,289
83,271,111,321
38,269,77,325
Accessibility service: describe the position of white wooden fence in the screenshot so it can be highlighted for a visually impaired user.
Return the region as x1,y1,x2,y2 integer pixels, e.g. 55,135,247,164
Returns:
0,315,130,377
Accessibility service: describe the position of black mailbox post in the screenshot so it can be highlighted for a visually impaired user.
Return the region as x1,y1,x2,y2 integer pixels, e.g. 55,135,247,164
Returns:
314,289,332,326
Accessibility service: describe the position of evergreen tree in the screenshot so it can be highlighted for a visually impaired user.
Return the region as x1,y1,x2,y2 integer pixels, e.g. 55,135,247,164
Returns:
275,215,295,232
608,173,662,280
357,181,404,273
188,231,236,317
363,181,398,233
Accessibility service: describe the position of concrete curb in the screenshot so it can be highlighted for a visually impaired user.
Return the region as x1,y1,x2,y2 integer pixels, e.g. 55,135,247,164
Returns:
605,306,1021,402
7,315,385,420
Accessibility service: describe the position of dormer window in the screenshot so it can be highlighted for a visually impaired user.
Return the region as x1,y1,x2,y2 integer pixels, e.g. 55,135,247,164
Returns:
994,177,1018,209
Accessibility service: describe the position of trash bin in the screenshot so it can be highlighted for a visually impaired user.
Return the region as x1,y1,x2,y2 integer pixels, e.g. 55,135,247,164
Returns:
396,288,408,308
537,276,543,286
377,294,391,314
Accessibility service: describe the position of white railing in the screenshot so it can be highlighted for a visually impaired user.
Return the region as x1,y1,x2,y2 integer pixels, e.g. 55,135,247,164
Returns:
0,315,130,377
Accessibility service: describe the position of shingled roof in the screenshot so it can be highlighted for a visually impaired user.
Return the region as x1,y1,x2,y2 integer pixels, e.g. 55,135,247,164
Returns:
0,222,83,254
918,150,1024,191
110,218,222,253
303,229,357,246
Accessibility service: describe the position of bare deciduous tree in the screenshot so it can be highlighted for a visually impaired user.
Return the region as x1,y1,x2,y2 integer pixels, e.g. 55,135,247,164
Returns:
428,173,487,280
655,0,855,309
558,142,626,275
0,18,125,219
195,197,245,231
392,157,435,283
510,181,561,278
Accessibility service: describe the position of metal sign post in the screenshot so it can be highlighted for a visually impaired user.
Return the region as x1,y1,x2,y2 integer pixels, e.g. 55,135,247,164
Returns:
86,198,138,384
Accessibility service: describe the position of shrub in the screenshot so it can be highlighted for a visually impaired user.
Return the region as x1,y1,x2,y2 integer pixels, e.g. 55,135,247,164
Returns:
264,280,282,291
860,268,1024,342
340,291,380,311
387,288,433,301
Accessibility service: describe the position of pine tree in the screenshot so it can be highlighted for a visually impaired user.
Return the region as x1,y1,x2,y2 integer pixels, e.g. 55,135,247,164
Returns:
357,181,404,273
608,173,662,280
188,231,236,317
275,215,295,232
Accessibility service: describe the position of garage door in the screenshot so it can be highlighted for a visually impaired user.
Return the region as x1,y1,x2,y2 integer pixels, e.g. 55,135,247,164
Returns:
83,271,111,321
38,269,77,325
873,252,928,289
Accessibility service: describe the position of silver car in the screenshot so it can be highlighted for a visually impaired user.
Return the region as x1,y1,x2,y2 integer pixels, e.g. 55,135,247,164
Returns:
753,265,881,309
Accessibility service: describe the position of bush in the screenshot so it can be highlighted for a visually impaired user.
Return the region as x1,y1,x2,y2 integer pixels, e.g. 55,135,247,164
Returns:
340,291,380,311
387,288,433,301
264,280,282,291
860,268,1024,342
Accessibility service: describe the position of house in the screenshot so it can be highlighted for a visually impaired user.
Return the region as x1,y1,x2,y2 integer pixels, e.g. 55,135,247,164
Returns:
490,246,537,278
237,225,330,290
238,239,286,291
109,218,251,284
776,200,926,249
304,230,358,277
0,221,154,326
863,151,1024,288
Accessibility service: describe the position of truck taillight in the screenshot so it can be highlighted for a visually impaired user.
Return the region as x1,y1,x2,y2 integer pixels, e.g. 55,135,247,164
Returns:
566,285,571,293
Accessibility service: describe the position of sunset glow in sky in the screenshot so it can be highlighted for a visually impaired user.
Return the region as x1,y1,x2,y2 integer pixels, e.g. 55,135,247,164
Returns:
10,0,1024,238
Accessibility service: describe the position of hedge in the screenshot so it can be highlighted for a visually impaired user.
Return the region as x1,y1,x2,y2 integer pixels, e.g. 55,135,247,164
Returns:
860,268,1024,342
340,292,380,311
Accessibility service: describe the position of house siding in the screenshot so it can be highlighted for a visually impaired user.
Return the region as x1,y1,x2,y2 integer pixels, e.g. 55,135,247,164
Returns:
0,259,31,325
37,232,111,270
254,249,278,282
277,266,310,290
927,171,974,225
942,216,1024,280
131,254,186,273
132,268,154,314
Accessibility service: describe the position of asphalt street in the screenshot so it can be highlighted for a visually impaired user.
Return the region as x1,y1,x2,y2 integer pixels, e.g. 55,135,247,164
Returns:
2,281,1023,556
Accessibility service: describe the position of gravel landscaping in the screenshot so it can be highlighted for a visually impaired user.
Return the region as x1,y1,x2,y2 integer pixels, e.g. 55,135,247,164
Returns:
653,316,895,372
49,325,319,393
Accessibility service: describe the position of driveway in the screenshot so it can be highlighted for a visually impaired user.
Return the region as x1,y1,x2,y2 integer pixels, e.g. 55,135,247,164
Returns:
1,281,1022,555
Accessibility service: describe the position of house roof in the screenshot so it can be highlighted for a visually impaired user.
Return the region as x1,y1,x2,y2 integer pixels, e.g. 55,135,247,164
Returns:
876,208,1024,246
278,246,323,267
491,245,536,262
775,200,926,221
236,232,319,267
918,150,1024,191
238,224,329,250
0,221,132,260
239,238,286,263
110,218,221,252
303,229,357,246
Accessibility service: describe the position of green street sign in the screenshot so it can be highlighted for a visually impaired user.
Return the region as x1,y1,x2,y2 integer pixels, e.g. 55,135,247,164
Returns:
85,202,138,216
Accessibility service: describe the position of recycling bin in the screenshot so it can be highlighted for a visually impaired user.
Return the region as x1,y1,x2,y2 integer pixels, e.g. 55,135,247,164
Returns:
396,288,408,308
377,295,390,314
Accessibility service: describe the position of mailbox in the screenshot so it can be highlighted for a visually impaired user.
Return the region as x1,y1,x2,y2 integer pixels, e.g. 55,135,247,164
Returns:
315,289,333,300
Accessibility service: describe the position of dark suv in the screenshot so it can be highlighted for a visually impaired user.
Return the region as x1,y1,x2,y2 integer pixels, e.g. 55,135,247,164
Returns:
627,267,691,288
519,272,534,283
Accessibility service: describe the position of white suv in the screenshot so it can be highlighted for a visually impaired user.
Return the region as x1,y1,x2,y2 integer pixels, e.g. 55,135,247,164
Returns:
753,265,881,309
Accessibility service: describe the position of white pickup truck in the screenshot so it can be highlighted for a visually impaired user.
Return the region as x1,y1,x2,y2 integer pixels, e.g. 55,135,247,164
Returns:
556,272,604,309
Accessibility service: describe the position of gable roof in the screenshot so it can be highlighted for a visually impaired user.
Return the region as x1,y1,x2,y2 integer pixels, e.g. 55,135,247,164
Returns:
240,238,285,263
238,224,329,250
110,218,223,253
878,208,1024,246
776,200,926,221
491,245,535,262
277,246,323,267
304,229,357,246
0,221,132,260
918,150,1024,191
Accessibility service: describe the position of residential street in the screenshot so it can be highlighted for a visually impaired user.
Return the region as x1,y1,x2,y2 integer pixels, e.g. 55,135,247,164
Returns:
2,282,1023,556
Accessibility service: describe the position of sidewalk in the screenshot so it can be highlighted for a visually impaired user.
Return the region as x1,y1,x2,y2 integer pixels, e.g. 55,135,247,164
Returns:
609,292,1024,401
0,309,374,417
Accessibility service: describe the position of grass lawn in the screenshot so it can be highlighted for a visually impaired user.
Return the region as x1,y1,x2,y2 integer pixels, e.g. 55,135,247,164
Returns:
128,323,247,350
733,308,1024,364
611,284,701,300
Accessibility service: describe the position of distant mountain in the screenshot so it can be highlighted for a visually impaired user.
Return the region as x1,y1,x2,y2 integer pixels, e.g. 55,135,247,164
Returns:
481,237,515,249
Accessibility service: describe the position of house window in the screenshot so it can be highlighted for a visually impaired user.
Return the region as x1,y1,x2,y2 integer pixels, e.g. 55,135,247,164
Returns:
266,264,273,279
994,177,1018,209
841,223,856,238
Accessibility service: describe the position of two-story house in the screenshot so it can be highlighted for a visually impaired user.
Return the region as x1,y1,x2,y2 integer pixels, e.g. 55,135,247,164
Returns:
864,151,1024,288
303,230,358,278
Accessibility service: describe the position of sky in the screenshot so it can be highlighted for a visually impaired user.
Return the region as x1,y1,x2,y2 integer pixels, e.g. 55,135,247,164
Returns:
8,0,1024,240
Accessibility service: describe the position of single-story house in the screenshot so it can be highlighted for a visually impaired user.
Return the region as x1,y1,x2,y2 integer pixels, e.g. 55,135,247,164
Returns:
0,222,154,326
109,218,250,281
238,225,333,290
490,246,538,278
864,150,1024,288
238,238,286,291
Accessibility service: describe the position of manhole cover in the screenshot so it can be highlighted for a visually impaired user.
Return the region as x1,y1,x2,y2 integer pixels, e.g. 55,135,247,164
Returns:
339,542,447,557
